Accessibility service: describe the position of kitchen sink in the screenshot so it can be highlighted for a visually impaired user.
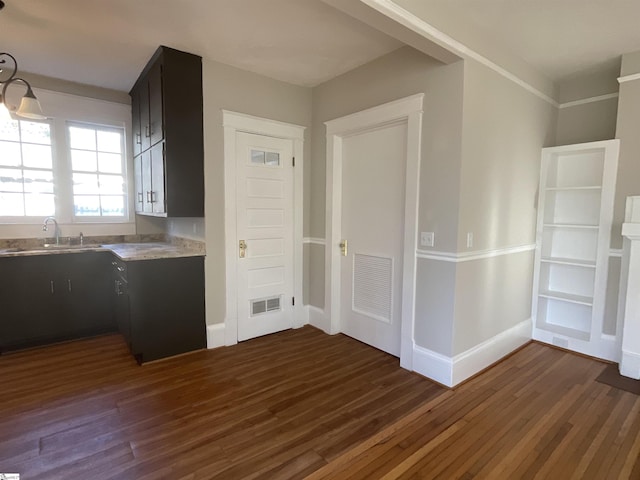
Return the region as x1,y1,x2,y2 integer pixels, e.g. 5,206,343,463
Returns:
0,245,103,254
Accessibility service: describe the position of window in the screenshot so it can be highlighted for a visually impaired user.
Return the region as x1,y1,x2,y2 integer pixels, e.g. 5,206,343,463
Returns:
0,118,55,216
68,123,126,217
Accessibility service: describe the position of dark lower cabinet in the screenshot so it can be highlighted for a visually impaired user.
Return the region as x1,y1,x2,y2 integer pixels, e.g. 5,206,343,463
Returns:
0,252,116,352
0,251,205,362
112,256,206,363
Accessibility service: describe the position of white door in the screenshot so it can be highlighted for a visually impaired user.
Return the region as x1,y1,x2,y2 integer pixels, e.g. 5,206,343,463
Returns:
340,121,407,357
236,132,294,341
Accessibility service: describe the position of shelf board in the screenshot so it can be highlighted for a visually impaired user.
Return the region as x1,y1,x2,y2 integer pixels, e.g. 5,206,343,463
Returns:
538,290,593,306
543,223,599,230
540,257,596,268
545,186,602,191
535,321,591,342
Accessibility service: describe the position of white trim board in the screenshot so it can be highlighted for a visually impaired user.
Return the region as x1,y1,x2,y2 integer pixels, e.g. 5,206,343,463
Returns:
304,237,326,246
558,93,619,109
222,110,306,346
362,0,558,107
307,305,329,333
620,349,640,379
417,244,535,262
206,323,226,349
413,318,532,388
324,93,423,370
618,73,640,84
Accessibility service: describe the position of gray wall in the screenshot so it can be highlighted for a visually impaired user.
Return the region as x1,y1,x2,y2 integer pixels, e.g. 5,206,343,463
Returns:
458,60,556,252
202,58,312,326
614,53,640,249
309,46,465,311
452,59,556,355
555,64,620,146
309,48,557,357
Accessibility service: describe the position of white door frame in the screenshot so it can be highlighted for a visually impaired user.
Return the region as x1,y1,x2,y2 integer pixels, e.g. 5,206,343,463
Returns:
222,110,306,346
324,94,424,370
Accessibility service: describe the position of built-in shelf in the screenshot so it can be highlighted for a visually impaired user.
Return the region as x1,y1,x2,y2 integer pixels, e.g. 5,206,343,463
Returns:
538,290,593,306
533,140,619,357
536,321,591,342
540,257,596,268
545,186,602,191
543,223,599,230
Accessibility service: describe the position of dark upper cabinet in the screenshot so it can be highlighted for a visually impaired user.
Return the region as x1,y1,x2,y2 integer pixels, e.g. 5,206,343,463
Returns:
133,154,144,213
130,45,204,217
131,89,143,157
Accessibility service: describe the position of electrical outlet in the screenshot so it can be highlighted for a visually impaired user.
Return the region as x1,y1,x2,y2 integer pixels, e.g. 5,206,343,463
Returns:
466,232,473,248
420,232,434,247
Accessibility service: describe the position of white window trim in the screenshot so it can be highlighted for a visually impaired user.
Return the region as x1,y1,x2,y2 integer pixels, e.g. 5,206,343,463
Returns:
66,121,129,223
0,88,135,239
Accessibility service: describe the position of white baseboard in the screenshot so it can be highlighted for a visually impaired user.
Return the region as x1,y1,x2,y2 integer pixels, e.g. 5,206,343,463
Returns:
413,345,454,386
206,323,226,349
413,318,532,388
452,318,531,386
620,349,640,379
307,305,329,333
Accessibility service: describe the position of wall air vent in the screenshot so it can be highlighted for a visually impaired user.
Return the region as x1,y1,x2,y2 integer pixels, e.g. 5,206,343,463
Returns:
251,296,281,316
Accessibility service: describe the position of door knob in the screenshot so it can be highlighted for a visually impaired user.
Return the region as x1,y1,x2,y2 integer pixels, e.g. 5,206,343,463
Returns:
339,239,348,256
239,240,247,258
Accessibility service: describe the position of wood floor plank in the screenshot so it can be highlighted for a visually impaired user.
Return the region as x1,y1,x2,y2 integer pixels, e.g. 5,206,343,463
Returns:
1,329,639,479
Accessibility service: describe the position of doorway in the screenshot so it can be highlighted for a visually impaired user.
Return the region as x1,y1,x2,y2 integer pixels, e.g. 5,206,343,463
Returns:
324,94,424,368
222,111,305,345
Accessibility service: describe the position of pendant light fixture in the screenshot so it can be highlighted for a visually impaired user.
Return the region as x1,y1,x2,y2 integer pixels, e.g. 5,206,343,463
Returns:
0,52,46,120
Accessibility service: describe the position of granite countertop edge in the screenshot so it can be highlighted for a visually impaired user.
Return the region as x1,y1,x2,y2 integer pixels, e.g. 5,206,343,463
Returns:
0,242,206,262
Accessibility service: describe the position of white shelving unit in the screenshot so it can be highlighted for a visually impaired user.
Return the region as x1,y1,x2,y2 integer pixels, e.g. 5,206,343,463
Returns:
532,140,619,360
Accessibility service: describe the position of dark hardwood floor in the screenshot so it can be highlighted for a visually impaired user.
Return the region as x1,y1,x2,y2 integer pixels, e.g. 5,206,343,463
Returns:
0,326,639,479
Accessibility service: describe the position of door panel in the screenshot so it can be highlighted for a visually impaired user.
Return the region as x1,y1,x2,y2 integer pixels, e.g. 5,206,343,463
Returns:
133,155,143,213
340,122,407,357
236,132,294,341
141,150,152,213
150,142,166,213
148,61,164,147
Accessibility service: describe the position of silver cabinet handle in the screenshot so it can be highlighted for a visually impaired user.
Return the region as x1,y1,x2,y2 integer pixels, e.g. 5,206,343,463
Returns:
145,125,151,138
50,280,54,294
146,191,152,203
136,132,142,145
117,266,125,272
68,279,72,293
137,192,143,203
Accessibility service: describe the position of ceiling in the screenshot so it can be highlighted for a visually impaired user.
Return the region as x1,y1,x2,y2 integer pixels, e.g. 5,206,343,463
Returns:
1,0,640,93
420,0,640,82
0,0,401,92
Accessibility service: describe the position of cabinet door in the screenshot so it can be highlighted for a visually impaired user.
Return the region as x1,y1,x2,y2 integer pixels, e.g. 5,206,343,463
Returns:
114,278,131,347
140,81,151,152
0,256,65,350
133,154,144,213
131,89,143,157
66,253,115,335
151,142,166,214
148,61,164,147
141,149,153,213
128,257,205,363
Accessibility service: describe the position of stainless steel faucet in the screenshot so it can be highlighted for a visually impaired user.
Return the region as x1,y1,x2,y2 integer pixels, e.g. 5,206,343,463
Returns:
42,216,60,245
